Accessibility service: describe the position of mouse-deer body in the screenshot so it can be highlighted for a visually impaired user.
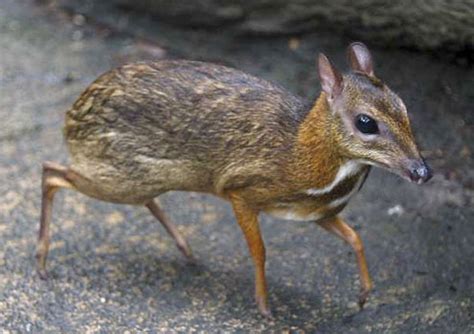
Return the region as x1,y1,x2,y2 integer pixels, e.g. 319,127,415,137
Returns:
38,42,432,317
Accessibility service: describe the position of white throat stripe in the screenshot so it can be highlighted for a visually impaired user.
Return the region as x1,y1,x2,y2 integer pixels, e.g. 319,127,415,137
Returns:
306,160,362,196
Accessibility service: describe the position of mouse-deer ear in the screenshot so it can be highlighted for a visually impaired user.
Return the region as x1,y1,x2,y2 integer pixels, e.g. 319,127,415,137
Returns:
318,53,343,99
347,42,374,76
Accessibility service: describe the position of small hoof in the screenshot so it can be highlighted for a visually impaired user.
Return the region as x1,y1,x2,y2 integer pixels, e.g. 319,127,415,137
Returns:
358,289,370,310
37,268,49,280
256,296,273,318
177,243,195,262
185,253,198,266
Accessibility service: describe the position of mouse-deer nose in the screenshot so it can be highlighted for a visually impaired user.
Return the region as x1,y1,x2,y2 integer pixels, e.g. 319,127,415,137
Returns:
408,159,433,184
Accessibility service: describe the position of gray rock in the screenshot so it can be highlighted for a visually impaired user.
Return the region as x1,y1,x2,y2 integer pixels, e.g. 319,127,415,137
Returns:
63,0,473,57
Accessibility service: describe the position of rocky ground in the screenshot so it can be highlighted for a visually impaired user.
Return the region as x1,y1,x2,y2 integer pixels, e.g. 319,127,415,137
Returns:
0,0,473,332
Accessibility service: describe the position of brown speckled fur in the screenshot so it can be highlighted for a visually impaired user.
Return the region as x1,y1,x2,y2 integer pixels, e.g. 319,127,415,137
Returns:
65,61,309,205
64,61,374,213
38,43,430,316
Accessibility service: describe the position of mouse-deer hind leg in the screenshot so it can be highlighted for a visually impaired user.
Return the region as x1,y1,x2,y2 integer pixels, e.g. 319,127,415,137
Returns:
146,200,194,260
37,162,75,279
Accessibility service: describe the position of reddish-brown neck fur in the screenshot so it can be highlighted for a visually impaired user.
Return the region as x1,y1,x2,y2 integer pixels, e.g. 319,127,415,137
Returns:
289,93,347,189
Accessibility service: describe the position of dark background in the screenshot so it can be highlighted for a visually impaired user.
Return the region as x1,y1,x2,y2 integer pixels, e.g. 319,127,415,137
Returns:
0,0,473,332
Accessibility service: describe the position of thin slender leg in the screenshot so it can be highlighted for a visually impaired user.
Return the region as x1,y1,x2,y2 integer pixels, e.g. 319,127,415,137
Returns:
37,162,74,279
229,193,271,317
317,215,373,309
145,200,193,260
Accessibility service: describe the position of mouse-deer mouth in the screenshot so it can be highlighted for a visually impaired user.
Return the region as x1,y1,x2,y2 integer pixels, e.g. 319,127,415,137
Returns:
357,157,433,185
403,159,433,184
383,158,433,184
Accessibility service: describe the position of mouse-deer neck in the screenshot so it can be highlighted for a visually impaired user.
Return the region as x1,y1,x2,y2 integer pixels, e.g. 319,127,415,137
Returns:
289,93,348,188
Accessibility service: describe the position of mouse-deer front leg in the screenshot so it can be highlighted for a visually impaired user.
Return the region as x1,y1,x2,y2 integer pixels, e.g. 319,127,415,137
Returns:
229,193,271,317
317,215,373,308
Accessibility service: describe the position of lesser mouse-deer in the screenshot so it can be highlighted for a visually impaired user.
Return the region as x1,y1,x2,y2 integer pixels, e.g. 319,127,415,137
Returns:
38,42,432,317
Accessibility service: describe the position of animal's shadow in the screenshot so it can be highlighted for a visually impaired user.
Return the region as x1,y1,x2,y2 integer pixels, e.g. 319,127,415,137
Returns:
44,250,365,330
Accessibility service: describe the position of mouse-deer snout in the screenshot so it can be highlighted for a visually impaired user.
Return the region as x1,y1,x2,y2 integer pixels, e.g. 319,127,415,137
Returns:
404,158,433,184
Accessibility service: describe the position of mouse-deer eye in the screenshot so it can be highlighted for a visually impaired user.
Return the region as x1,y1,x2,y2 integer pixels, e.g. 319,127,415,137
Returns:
355,114,379,134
